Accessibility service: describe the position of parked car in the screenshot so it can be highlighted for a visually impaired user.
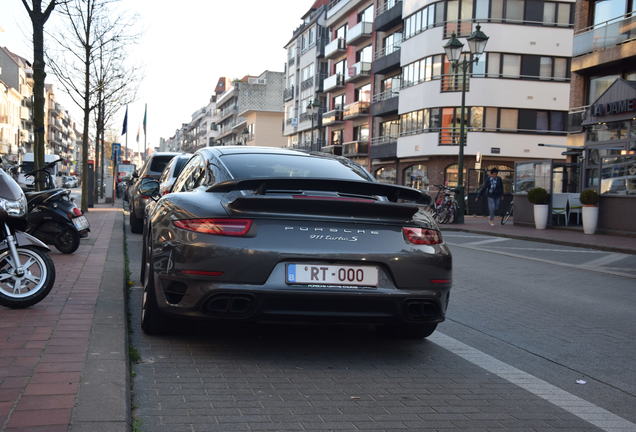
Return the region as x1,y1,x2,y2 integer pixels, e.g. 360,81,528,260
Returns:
158,153,192,196
62,176,79,188
138,146,451,339
128,152,179,233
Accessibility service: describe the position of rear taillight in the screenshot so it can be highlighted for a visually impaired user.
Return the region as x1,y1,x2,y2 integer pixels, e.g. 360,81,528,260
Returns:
402,227,443,245
72,208,82,217
173,219,253,236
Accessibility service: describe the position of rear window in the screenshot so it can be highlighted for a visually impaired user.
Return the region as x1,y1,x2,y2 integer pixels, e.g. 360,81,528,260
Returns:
172,157,190,179
149,156,175,174
220,154,370,181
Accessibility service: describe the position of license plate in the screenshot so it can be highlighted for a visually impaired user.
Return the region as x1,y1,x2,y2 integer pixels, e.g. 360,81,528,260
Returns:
286,264,378,287
72,215,89,231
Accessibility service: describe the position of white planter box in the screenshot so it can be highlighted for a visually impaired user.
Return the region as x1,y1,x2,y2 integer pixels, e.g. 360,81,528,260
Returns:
533,204,549,230
582,206,599,235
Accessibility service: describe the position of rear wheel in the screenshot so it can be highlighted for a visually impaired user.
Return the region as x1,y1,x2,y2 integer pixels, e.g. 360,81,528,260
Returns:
379,323,438,340
140,251,167,335
54,227,80,254
129,208,143,234
0,246,56,309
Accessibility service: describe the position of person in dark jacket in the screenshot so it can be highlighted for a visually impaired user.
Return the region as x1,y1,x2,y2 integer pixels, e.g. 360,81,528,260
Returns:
477,168,504,226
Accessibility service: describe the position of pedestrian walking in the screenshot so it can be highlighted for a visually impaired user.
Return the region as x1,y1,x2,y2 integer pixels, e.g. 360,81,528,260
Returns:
477,168,504,226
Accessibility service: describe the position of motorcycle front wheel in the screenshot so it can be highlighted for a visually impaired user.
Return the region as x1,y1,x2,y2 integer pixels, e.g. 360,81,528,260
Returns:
0,246,56,309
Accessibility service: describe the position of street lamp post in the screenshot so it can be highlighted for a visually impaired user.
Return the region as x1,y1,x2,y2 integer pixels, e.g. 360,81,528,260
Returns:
307,99,321,152
443,24,489,224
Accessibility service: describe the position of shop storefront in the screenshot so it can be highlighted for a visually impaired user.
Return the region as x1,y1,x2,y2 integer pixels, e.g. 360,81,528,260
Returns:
581,78,636,234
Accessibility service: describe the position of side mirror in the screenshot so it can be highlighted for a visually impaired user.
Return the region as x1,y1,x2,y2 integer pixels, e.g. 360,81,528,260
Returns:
139,178,160,200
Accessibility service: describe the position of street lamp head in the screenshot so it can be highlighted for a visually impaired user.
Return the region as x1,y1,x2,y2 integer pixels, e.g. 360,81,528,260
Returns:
466,24,489,57
443,33,464,63
307,99,320,114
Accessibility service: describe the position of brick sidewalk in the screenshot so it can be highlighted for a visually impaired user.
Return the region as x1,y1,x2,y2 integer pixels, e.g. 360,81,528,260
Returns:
0,206,123,432
444,216,636,254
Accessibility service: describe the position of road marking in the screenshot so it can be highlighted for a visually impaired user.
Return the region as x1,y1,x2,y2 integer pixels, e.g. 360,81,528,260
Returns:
447,242,636,279
485,246,603,253
582,253,628,268
443,233,492,238
463,237,511,246
431,332,636,432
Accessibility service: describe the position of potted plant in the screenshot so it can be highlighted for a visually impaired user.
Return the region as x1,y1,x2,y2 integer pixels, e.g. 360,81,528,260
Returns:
527,187,549,230
580,189,599,234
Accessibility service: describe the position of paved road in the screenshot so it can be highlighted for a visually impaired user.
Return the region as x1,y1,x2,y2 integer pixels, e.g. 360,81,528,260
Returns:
126,217,636,432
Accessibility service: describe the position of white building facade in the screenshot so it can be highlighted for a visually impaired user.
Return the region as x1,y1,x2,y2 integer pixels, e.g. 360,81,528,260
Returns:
373,0,574,193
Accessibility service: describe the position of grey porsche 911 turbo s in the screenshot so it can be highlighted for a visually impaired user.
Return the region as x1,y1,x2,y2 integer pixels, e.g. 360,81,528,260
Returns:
139,146,452,339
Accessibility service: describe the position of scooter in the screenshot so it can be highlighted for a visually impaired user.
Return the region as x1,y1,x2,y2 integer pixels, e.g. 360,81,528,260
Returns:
0,160,56,309
22,162,90,254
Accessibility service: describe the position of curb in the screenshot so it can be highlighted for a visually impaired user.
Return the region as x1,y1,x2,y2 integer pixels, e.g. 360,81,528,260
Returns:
69,209,129,432
442,226,636,255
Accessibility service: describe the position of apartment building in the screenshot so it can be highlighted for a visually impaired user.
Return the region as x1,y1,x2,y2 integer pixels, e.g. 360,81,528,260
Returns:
283,0,329,151
568,0,636,233
322,0,376,167
45,85,78,174
370,0,403,174
373,0,574,195
0,46,34,159
215,70,285,147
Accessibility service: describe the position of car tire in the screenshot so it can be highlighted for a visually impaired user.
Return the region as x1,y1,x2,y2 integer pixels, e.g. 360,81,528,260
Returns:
129,208,143,234
378,323,438,340
140,259,167,335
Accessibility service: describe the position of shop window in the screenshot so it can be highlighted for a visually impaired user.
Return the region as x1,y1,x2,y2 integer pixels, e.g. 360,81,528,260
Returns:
375,166,397,184
445,164,467,188
404,164,429,190
515,160,551,193
600,151,636,195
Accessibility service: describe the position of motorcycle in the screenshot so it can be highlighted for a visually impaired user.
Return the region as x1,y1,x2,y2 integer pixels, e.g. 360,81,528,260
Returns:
22,161,90,254
0,161,56,309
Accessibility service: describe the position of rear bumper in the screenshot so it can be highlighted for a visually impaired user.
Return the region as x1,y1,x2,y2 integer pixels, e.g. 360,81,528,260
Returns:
153,274,450,325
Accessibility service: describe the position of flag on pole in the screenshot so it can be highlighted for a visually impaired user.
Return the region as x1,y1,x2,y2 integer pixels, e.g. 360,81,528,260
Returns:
121,106,128,135
143,104,147,136
136,126,140,144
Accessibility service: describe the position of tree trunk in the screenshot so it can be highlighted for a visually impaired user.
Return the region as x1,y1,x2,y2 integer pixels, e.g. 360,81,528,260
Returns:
80,50,91,212
32,14,46,191
94,89,102,202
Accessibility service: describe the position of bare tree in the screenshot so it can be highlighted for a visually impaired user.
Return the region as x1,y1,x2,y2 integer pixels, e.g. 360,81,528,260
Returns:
91,19,139,200
21,0,59,189
47,0,121,211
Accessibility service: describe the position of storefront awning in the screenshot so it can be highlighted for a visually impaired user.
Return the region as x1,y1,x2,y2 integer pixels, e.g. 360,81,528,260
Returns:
582,79,636,126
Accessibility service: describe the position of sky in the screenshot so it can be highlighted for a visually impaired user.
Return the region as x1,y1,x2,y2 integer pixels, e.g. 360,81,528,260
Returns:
1,0,311,154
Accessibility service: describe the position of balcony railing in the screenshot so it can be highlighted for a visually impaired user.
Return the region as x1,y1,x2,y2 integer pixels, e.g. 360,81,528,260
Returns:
343,101,370,119
573,13,636,57
372,88,399,103
323,73,345,92
300,77,314,91
346,21,373,45
324,38,346,59
322,108,344,126
374,44,401,61
371,134,398,145
347,62,371,82
342,140,369,156
321,144,343,155
283,86,295,101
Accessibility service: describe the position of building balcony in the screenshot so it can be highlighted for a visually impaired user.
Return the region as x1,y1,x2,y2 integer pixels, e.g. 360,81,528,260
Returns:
322,108,344,126
375,0,402,32
372,46,401,74
370,91,399,116
283,86,295,102
370,137,398,159
321,144,342,155
218,107,237,122
346,22,373,45
324,38,346,59
346,62,371,82
20,106,30,120
573,13,636,57
323,73,345,92
299,112,319,124
343,101,370,119
300,77,314,91
342,140,369,157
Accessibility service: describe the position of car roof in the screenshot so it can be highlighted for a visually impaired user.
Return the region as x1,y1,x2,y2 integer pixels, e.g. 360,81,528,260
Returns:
150,152,180,158
202,146,311,157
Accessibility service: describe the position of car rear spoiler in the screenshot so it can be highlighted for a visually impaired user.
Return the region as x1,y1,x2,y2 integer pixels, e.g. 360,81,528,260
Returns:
207,178,431,205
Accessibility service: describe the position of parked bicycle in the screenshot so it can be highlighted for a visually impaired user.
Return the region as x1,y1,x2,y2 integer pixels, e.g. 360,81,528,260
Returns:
430,185,458,224
501,200,513,225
